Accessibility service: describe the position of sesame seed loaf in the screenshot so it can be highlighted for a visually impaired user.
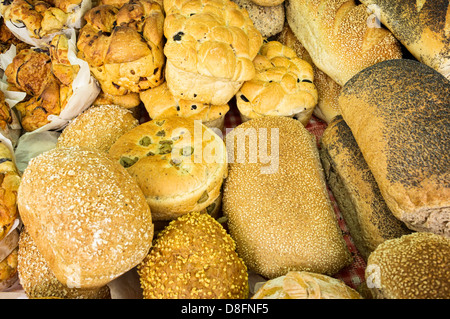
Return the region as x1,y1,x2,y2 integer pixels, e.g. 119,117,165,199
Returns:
223,116,351,279
285,0,403,86
359,0,450,81
138,211,249,299
56,105,139,153
108,117,228,221
18,229,111,299
339,59,450,238
319,116,411,261
365,232,450,299
17,146,154,289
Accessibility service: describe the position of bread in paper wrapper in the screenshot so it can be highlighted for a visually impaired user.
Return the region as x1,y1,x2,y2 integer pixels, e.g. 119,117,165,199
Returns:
0,0,92,48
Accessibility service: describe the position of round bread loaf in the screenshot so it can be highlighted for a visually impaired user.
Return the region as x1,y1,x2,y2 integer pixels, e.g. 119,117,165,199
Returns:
140,82,229,131
223,116,351,279
108,117,228,221
56,105,139,153
252,271,362,299
339,59,450,237
17,146,154,289
365,232,450,299
18,229,111,299
236,41,318,126
138,211,248,299
163,0,263,105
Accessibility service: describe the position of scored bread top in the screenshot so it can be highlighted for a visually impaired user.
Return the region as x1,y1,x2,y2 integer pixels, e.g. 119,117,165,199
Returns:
108,117,228,220
236,40,318,125
163,0,263,104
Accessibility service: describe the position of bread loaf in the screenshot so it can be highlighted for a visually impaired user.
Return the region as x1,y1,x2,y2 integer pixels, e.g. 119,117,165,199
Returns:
17,146,154,288
365,232,450,299
163,0,263,105
359,0,450,80
285,0,402,86
277,23,342,123
108,117,228,221
236,41,318,126
252,271,362,299
138,211,248,299
339,59,450,237
223,116,351,279
320,116,411,261
18,229,111,299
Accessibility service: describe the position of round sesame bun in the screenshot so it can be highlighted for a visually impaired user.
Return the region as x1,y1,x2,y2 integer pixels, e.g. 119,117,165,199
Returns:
17,147,154,289
56,105,139,153
108,117,228,221
223,116,351,279
140,82,229,131
18,229,111,299
365,232,450,299
138,211,248,299
252,271,362,299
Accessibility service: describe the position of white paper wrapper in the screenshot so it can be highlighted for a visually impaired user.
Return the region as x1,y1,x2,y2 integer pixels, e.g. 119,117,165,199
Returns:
1,0,92,48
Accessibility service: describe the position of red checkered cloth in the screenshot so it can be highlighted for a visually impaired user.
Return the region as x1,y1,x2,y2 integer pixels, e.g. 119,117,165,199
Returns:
224,103,367,291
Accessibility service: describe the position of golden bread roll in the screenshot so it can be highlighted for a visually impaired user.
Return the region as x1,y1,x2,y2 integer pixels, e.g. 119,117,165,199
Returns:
320,116,411,261
93,91,141,109
0,142,20,242
236,41,318,126
18,229,111,299
339,59,450,237
252,271,362,299
138,211,248,299
0,16,29,53
140,82,230,131
17,146,154,288
365,232,450,299
163,0,263,105
56,105,139,152
285,0,402,86
249,0,283,5
77,0,165,107
108,117,228,221
360,0,450,80
223,116,351,279
0,247,18,291
277,23,342,123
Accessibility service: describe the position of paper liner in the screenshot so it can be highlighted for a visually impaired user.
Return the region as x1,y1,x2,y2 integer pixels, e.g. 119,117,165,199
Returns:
1,0,92,48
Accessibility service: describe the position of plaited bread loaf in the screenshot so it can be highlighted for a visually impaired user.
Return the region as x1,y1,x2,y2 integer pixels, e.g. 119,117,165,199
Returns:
56,104,139,152
17,146,154,288
320,116,411,261
236,41,318,126
140,82,230,131
18,229,111,299
108,117,228,221
223,116,351,279
77,0,165,107
359,0,450,80
252,271,362,299
138,212,248,299
163,0,263,105
277,23,341,123
285,0,402,86
365,232,450,299
339,59,450,237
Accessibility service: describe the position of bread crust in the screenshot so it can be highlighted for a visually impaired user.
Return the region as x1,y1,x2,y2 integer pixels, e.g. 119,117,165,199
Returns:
339,59,450,237
360,0,450,80
285,0,402,86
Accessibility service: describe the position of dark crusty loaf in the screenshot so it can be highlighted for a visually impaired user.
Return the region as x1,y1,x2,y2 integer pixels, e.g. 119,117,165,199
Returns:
359,0,450,80
339,59,450,238
320,116,411,261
